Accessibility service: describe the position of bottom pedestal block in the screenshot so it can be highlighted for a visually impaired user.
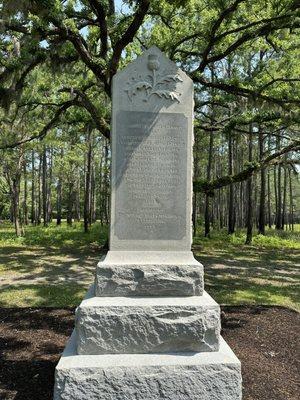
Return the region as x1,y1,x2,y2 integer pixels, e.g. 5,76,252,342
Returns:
76,291,221,355
54,331,242,400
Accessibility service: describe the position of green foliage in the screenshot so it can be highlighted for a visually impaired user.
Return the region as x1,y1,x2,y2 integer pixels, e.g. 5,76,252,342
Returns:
0,221,108,250
193,227,300,311
194,226,300,250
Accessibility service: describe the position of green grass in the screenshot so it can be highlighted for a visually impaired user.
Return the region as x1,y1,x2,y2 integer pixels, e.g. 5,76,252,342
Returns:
0,220,108,249
0,221,299,310
0,283,86,307
0,221,108,307
193,227,300,311
193,226,300,250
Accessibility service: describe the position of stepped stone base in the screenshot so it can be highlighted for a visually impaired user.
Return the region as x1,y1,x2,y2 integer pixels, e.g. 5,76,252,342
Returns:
95,251,204,297
54,332,242,400
76,290,220,355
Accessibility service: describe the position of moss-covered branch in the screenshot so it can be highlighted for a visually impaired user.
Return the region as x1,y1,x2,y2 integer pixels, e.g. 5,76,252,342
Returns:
194,140,300,195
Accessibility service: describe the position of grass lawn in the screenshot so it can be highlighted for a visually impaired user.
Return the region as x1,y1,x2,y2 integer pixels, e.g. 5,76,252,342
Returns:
0,221,299,310
0,222,108,307
194,227,300,311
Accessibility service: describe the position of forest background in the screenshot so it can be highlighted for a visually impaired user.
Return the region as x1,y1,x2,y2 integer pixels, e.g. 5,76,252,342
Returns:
0,0,299,309
0,7,300,400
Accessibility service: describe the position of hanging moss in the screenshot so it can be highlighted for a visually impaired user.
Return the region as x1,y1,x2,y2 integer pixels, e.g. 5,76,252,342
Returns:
193,164,259,196
0,87,12,111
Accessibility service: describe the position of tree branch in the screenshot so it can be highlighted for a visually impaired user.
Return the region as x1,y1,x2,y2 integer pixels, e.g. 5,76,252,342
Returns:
198,17,300,71
193,75,300,107
59,87,110,139
194,140,300,195
198,0,246,71
0,101,77,150
109,0,150,82
47,16,110,94
258,78,300,93
87,0,108,57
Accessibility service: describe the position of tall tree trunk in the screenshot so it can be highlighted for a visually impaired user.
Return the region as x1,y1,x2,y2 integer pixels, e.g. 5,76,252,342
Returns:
281,162,287,230
192,131,200,237
99,144,104,226
288,169,294,231
104,140,110,224
228,130,235,234
258,127,265,234
66,181,74,226
84,127,92,233
12,175,22,236
37,152,42,224
273,167,277,227
204,67,215,236
218,189,223,228
267,167,271,228
31,150,35,225
56,179,62,226
91,162,96,223
204,128,214,237
226,59,235,234
56,148,63,226
74,169,81,222
267,135,272,228
245,124,253,244
47,148,53,223
42,146,48,226
23,159,28,225
275,138,282,229
7,151,24,237
239,181,244,228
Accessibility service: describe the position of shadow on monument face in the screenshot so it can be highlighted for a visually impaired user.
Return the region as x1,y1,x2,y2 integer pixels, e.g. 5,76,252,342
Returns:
114,68,183,188
111,66,189,242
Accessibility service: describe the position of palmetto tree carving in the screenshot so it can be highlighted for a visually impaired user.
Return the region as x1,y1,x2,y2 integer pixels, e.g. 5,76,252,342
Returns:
125,54,183,103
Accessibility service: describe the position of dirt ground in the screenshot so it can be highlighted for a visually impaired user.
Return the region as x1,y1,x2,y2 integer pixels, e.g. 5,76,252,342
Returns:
0,306,299,400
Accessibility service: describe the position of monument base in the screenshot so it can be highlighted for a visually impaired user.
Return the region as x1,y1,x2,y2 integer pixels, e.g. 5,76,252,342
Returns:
54,331,242,400
95,251,204,297
76,290,221,355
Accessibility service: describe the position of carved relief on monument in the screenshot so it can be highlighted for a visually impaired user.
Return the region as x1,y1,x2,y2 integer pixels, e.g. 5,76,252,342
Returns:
124,54,183,103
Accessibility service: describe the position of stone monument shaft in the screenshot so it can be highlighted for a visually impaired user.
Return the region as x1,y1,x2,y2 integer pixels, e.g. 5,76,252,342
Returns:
110,46,193,251
54,47,242,400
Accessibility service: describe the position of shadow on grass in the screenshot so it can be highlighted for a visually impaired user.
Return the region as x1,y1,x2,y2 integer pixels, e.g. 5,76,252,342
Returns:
194,247,300,310
0,245,103,285
205,274,300,309
0,283,87,307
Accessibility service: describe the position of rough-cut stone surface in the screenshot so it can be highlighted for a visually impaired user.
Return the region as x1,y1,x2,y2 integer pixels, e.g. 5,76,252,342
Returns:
96,264,203,296
95,250,204,296
76,291,220,355
54,332,242,400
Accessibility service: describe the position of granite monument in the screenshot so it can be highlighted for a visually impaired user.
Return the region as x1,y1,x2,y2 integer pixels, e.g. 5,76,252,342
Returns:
54,46,242,400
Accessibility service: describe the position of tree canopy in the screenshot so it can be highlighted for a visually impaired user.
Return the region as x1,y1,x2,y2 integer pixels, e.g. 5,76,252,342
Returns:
0,0,299,240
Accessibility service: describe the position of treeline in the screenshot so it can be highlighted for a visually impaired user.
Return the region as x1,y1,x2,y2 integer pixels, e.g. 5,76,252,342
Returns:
0,133,110,236
193,129,298,241
0,127,298,240
0,0,299,244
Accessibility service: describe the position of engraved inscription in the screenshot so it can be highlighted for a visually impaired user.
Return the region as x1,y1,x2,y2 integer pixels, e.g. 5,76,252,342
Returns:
114,111,188,240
